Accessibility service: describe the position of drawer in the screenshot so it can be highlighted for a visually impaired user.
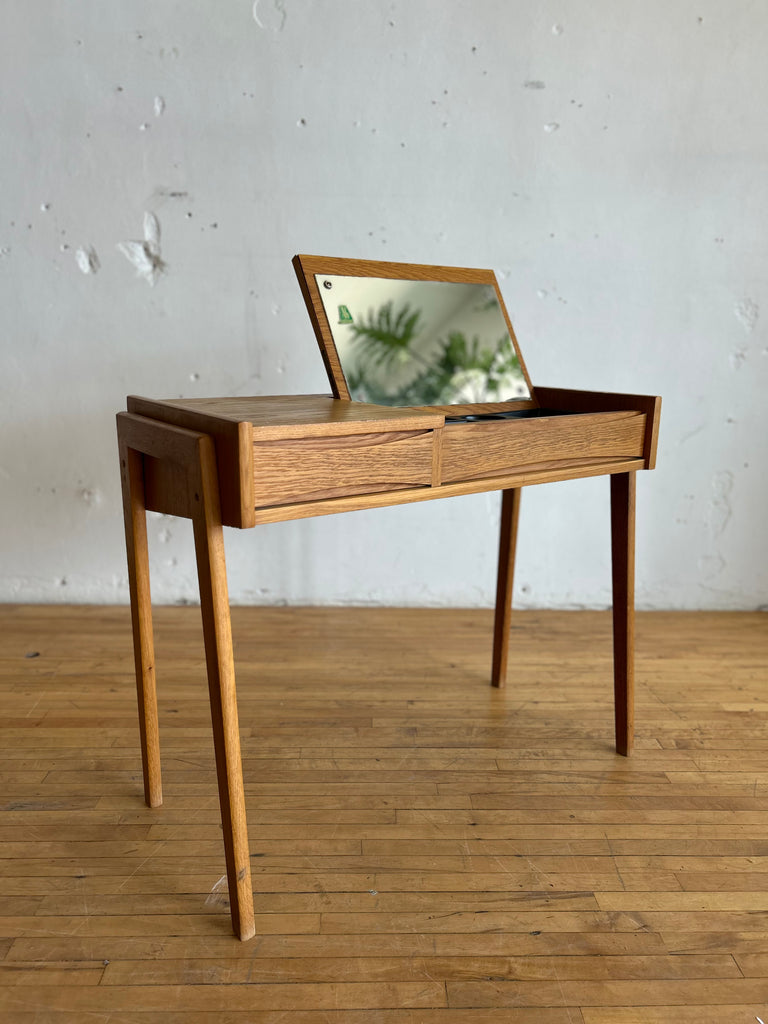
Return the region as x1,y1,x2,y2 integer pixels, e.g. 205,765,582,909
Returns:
441,410,647,484
253,428,438,508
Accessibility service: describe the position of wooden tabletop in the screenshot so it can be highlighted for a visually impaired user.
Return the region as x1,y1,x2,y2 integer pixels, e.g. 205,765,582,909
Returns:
130,395,445,439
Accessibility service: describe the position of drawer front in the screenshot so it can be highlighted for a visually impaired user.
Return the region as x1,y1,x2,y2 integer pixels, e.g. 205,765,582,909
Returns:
442,411,647,483
253,429,437,508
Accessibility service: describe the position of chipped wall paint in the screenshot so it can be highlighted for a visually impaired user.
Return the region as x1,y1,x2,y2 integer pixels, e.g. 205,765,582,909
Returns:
75,246,100,275
253,0,287,33
117,211,165,286
0,1,766,609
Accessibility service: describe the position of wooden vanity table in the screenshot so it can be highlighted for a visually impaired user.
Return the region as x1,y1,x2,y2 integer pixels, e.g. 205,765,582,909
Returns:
117,256,661,939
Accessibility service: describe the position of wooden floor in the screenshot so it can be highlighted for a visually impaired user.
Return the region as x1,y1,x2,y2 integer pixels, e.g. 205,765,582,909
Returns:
0,605,767,1022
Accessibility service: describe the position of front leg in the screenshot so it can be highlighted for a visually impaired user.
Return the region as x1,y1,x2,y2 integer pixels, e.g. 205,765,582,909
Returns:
191,433,256,941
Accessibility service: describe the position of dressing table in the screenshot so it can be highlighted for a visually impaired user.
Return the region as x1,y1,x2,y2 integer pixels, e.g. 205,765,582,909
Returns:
117,255,661,939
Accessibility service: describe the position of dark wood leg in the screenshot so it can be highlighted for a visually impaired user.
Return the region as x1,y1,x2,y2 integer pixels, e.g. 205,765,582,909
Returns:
610,471,636,756
119,442,163,808
191,435,256,941
491,488,522,688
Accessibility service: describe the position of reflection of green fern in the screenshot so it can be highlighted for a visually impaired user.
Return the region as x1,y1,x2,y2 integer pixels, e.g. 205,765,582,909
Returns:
347,302,423,369
347,301,521,405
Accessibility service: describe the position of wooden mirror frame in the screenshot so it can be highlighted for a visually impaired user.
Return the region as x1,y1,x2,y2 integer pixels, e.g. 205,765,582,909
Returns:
293,254,538,417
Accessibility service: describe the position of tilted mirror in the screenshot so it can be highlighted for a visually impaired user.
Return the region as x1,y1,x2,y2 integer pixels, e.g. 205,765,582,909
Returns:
293,256,536,417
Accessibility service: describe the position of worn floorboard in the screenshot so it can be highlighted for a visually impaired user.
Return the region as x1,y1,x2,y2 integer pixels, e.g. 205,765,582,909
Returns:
0,605,767,1022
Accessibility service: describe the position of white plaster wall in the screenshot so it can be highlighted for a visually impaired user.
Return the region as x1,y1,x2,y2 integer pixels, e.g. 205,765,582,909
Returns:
1,1,766,609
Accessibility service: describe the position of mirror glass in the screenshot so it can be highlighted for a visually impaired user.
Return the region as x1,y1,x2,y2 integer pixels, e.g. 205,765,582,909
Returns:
315,275,531,406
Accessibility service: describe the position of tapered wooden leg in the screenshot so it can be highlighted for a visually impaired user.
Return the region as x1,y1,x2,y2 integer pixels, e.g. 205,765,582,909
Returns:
119,443,163,808
610,471,636,756
191,436,255,941
491,488,522,687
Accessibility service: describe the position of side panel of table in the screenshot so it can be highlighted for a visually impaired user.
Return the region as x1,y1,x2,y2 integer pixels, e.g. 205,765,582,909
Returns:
117,412,256,941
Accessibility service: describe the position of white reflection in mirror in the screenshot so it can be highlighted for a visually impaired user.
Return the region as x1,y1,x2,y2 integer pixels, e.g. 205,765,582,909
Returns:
315,275,530,406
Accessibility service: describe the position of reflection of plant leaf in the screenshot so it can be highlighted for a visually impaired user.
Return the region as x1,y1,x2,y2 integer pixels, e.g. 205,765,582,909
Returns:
348,301,422,369
346,299,524,406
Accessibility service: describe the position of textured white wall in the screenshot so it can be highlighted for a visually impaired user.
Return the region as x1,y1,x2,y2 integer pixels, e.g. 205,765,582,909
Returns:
1,1,766,609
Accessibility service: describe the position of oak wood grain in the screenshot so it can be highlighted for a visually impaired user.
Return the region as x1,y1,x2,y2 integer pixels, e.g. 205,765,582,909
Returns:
249,457,646,524
252,429,437,507
535,388,662,470
441,411,646,483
